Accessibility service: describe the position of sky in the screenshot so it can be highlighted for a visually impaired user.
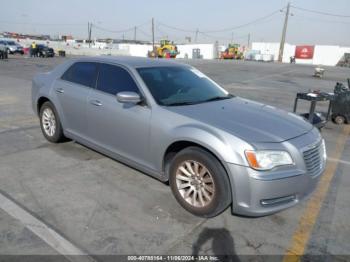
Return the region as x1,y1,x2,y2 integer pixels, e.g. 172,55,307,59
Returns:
1,0,350,46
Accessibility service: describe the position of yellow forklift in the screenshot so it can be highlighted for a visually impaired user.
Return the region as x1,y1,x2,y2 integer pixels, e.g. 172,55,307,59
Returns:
220,44,243,59
148,40,179,58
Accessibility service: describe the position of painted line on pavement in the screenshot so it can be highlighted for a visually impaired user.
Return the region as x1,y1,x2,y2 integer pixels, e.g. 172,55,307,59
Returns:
283,125,350,262
327,157,350,166
0,191,96,262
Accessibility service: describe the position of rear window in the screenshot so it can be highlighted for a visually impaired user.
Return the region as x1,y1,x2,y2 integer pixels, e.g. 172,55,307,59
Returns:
61,62,98,88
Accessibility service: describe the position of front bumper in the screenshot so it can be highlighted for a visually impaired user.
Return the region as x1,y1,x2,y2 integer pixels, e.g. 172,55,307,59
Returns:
227,163,322,216
226,128,325,217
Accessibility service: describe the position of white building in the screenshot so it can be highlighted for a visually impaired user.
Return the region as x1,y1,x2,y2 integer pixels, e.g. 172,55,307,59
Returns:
252,42,350,66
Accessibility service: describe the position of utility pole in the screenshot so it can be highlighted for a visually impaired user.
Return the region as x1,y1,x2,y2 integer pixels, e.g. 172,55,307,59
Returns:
231,32,234,43
247,33,250,49
278,2,290,62
195,29,199,43
88,22,92,48
152,18,155,51
88,22,90,43
134,26,137,42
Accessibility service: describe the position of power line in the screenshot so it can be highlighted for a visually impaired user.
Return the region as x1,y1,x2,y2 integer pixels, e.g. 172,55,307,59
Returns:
88,20,151,34
137,28,152,38
93,24,135,33
291,5,350,18
158,8,282,34
202,9,282,33
157,22,196,33
199,31,249,41
155,26,169,39
292,13,350,25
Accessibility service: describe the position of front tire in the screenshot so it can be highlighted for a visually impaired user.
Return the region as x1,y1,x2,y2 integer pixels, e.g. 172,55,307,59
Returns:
39,101,65,143
169,147,232,217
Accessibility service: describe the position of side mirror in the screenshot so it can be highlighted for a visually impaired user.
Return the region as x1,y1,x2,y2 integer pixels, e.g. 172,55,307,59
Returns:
116,91,142,104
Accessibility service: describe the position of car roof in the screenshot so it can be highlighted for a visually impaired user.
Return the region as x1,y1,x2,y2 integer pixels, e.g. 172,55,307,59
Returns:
72,56,189,69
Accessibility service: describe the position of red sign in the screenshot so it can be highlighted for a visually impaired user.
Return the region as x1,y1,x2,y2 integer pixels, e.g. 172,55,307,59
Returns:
295,45,314,59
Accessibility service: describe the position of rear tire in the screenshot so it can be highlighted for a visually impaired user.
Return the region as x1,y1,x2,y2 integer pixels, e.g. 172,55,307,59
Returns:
169,146,232,217
333,115,346,125
39,101,65,143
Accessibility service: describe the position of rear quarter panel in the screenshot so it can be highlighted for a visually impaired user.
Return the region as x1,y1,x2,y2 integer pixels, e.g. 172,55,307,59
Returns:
32,60,74,115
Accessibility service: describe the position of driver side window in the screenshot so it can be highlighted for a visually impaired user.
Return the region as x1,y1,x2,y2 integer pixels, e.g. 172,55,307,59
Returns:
96,64,139,95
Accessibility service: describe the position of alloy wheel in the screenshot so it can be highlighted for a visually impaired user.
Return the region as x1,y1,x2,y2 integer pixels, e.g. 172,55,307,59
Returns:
42,108,56,137
175,160,215,208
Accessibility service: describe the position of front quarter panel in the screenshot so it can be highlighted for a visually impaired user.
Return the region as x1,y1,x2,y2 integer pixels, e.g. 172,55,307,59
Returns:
149,107,252,178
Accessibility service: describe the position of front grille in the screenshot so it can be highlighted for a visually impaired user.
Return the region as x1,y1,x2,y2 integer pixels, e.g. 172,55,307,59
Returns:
303,141,324,176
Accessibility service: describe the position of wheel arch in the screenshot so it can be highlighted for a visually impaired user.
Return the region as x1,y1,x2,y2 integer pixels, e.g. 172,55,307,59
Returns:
163,140,230,181
163,139,235,208
37,96,51,115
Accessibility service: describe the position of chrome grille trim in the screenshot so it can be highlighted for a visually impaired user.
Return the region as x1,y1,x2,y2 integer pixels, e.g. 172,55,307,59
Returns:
302,140,324,177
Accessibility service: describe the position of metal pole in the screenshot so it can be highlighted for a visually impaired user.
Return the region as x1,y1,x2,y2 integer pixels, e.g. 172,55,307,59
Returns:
134,26,137,42
195,29,199,43
231,32,234,43
88,22,92,48
87,22,90,43
247,33,250,49
152,18,155,51
278,2,290,62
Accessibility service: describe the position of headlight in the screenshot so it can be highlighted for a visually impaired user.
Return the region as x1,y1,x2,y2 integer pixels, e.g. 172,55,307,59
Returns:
245,150,293,170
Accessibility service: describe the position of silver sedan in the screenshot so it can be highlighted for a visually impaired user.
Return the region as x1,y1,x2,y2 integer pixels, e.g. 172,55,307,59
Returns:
32,56,326,217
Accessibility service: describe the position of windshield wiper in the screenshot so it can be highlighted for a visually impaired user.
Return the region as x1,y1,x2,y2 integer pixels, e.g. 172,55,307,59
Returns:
165,101,198,106
201,94,234,103
164,94,234,106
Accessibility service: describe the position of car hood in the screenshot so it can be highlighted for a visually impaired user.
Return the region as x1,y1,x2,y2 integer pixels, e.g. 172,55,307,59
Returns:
165,97,313,143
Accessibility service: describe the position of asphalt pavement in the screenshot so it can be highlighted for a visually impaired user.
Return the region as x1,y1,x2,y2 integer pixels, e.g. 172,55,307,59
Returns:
0,56,349,261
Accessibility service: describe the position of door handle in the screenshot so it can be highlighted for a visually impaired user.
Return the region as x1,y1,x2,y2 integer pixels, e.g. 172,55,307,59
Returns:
90,100,102,106
55,88,64,94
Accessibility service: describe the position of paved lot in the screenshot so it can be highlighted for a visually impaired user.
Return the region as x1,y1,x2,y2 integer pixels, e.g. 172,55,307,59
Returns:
0,56,349,260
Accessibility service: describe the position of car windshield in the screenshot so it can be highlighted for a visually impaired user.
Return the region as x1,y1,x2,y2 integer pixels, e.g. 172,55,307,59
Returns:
7,41,16,45
137,66,233,106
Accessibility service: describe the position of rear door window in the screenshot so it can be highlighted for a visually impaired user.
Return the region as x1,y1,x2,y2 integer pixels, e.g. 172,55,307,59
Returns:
96,63,139,95
61,62,98,88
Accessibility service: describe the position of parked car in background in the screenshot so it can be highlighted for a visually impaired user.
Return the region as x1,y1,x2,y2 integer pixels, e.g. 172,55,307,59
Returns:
31,57,326,218
2,40,24,54
37,44,55,57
